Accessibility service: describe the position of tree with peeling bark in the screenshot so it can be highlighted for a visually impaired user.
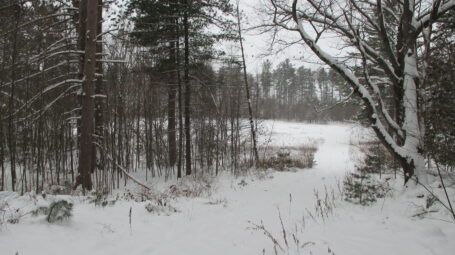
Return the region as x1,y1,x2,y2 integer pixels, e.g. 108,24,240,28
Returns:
266,0,455,184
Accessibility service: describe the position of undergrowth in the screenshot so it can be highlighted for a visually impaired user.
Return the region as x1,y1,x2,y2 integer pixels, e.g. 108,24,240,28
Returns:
259,144,318,171
250,186,339,255
344,140,393,206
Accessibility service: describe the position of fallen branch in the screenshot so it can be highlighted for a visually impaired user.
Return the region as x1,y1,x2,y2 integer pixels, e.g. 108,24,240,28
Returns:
105,154,151,191
100,148,152,191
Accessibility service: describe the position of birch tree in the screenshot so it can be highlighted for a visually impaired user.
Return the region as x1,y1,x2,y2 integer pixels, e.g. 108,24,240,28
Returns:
267,0,455,183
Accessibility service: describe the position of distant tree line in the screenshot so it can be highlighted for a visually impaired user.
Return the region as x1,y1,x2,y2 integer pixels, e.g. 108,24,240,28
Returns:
267,0,455,182
257,59,359,122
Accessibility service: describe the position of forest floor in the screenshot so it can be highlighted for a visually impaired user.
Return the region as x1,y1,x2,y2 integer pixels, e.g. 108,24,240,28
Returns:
1,121,454,255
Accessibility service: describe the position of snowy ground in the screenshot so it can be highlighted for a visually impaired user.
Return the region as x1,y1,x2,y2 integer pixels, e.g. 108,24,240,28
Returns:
1,121,454,255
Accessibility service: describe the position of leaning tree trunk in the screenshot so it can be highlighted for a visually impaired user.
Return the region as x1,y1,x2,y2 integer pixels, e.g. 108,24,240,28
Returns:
236,2,259,165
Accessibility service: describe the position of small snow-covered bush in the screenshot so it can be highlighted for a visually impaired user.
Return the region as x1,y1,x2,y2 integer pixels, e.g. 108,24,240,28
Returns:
344,140,394,206
145,201,179,216
205,198,228,207
168,176,214,198
89,189,118,207
0,202,7,227
46,200,73,223
353,140,400,176
32,200,73,223
44,181,72,195
2,203,24,224
343,172,388,205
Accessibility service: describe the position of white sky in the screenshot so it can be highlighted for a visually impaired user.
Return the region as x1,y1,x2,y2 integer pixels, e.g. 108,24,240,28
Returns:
108,0,339,74
233,0,340,74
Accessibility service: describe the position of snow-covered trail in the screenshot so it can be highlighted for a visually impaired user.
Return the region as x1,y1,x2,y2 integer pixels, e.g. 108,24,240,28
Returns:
1,121,453,255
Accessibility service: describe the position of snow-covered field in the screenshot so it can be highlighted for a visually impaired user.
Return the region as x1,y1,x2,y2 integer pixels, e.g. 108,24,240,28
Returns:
1,121,454,255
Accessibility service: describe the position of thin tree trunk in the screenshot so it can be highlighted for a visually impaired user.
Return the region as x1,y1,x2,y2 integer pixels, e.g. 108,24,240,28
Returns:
76,0,87,150
95,0,105,177
183,0,191,175
236,2,259,165
168,38,177,168
0,105,4,191
8,4,21,191
177,15,183,178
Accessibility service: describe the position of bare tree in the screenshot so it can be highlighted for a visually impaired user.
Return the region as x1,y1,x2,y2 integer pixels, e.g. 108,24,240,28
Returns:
267,0,455,183
236,1,259,165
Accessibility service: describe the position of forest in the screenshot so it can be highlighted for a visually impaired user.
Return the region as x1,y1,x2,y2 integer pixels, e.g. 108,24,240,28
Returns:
0,0,454,255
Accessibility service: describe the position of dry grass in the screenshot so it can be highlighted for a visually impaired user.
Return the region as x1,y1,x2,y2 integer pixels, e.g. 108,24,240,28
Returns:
258,143,318,171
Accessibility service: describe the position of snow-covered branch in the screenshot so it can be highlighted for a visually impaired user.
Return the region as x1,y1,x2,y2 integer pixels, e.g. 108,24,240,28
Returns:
266,0,446,183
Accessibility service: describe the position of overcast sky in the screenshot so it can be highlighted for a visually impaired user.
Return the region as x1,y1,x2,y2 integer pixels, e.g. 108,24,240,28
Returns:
109,0,335,74
233,0,339,74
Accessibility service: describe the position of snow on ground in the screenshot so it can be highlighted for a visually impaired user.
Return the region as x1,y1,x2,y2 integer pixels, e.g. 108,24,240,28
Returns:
1,121,454,255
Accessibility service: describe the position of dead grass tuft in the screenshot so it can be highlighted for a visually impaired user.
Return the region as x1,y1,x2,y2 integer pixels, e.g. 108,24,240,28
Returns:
258,143,318,171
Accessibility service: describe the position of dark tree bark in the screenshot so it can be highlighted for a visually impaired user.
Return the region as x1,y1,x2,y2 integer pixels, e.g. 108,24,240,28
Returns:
0,104,4,191
183,0,191,175
77,0,98,191
168,20,177,167
7,3,21,191
176,14,183,178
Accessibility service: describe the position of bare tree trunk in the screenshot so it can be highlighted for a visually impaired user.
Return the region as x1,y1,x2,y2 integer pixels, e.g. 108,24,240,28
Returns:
76,0,87,149
236,2,259,165
7,3,21,191
95,0,105,178
168,37,177,168
77,0,98,191
183,0,191,175
0,105,4,191
176,15,183,178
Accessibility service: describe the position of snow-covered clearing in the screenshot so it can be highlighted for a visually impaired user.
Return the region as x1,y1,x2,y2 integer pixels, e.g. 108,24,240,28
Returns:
1,121,454,255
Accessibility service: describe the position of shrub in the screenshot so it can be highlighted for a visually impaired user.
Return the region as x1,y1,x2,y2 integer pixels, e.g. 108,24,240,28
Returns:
47,200,73,223
168,176,214,198
89,189,117,207
260,145,317,171
343,172,388,205
266,151,293,170
44,181,72,195
344,142,392,205
145,201,178,216
32,200,73,223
